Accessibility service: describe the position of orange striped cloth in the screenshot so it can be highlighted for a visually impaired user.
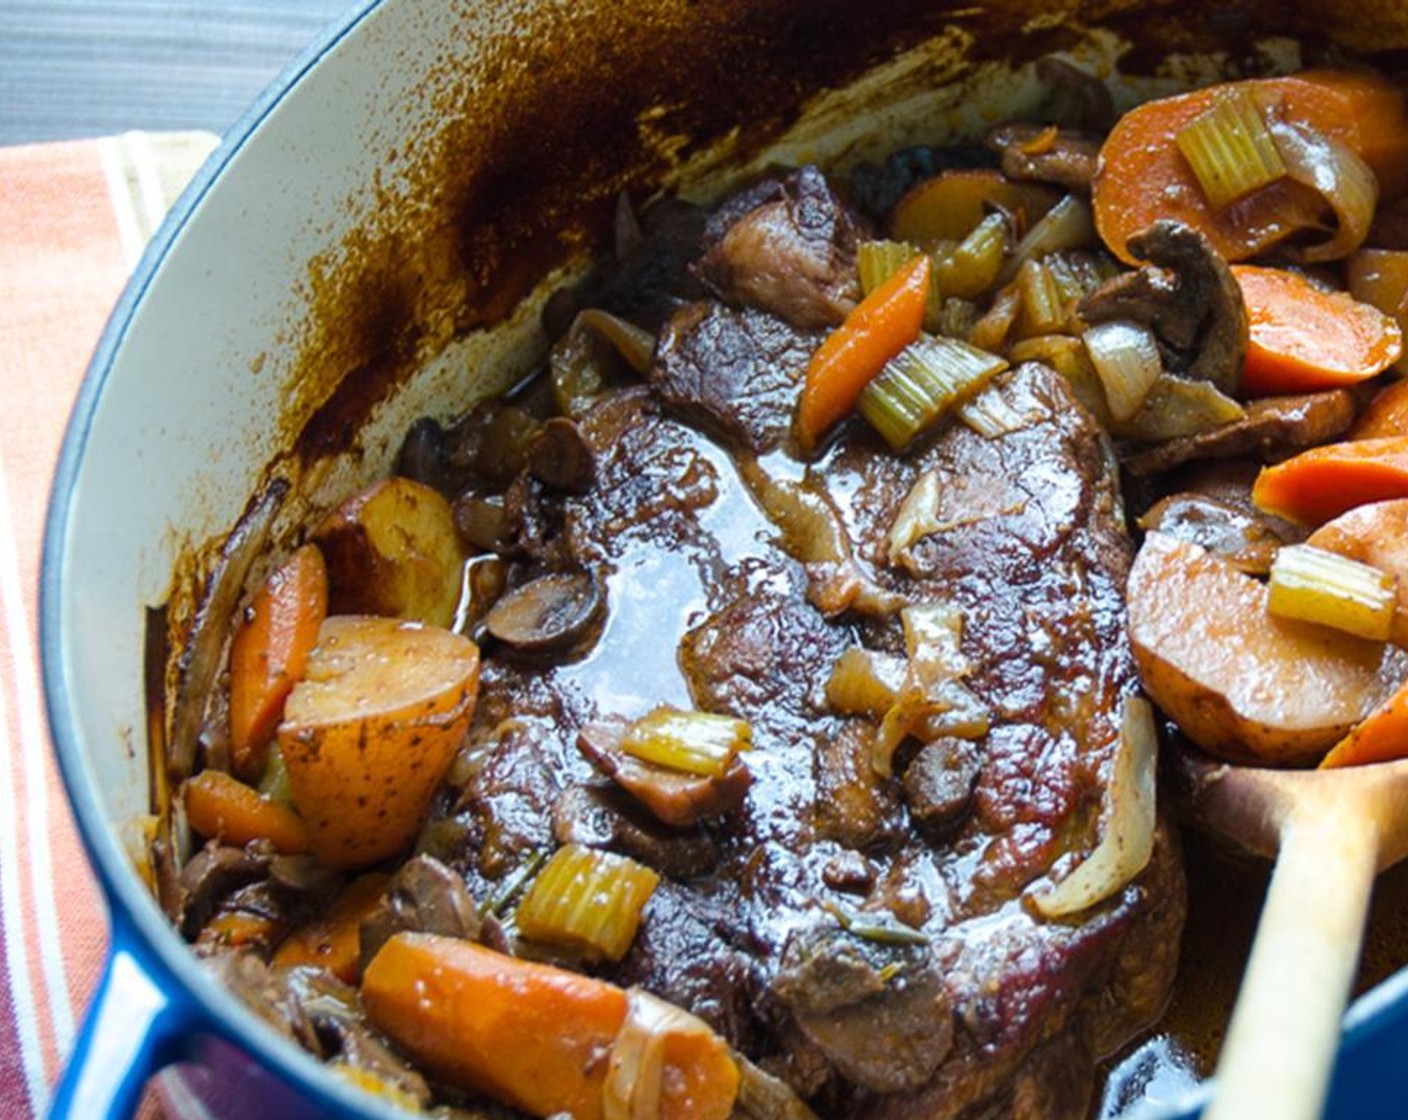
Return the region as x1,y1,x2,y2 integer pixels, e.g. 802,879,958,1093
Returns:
0,132,215,1118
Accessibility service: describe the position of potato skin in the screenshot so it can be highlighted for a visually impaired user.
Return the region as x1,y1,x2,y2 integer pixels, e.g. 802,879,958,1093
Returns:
1128,532,1398,765
313,477,464,628
279,615,480,869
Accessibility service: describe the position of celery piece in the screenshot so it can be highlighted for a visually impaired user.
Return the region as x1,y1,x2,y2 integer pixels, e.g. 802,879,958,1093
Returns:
929,296,981,339
515,843,659,961
858,335,1009,451
1268,544,1397,642
858,239,923,297
1044,250,1118,312
956,386,1029,438
620,705,751,777
258,746,295,809
934,212,1009,300
1175,88,1287,211
1016,258,1067,337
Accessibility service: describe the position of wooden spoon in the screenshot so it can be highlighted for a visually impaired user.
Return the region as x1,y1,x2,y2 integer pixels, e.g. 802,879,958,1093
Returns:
1170,749,1408,1120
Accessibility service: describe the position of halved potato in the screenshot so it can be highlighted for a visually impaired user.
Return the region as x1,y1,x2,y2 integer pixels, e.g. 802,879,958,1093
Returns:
278,615,480,868
1128,531,1399,765
313,477,464,628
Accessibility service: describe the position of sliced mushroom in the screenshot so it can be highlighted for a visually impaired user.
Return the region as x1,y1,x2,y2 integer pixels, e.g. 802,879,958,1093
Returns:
551,783,719,879
527,416,597,494
179,839,272,937
359,854,480,970
1080,219,1248,396
985,123,1101,193
483,570,605,655
770,927,952,1094
1124,388,1358,476
1138,490,1293,576
1036,56,1116,133
901,737,981,841
577,718,752,828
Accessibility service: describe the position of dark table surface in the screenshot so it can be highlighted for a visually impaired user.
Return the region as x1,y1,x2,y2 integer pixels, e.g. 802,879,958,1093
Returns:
1,0,353,146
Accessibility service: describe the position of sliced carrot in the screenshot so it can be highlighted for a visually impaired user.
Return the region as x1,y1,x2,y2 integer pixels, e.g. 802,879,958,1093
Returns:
1350,378,1408,439
229,544,328,780
795,253,930,453
657,1020,741,1120
362,933,738,1120
1283,70,1408,199
184,769,312,855
1094,71,1408,264
1232,265,1402,396
196,910,286,952
272,872,389,983
363,934,629,1120
1320,682,1408,768
1252,436,1408,525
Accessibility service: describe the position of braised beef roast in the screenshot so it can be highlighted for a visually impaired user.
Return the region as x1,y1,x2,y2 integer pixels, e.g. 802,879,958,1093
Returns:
433,170,1185,1119
192,166,1184,1119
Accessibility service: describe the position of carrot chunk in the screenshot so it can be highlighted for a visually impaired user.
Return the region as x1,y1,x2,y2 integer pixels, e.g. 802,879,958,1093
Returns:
184,769,312,855
1233,265,1402,396
794,253,930,453
1094,71,1408,264
1252,437,1408,525
228,544,328,780
362,934,740,1120
1320,683,1408,768
363,934,628,1120
272,872,389,982
1350,377,1408,440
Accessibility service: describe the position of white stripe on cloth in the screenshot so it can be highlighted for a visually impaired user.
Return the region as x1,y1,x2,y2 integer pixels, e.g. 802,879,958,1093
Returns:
0,499,48,1113
99,131,218,269
0,438,79,1086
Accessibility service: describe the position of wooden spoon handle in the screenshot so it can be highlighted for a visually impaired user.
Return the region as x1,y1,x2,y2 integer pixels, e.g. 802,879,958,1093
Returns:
1204,810,1380,1120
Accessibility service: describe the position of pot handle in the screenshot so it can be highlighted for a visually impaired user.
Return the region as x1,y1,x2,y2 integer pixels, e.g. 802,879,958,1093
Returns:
48,915,198,1119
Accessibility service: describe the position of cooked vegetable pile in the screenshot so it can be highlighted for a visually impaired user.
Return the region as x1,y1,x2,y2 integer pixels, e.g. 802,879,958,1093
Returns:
165,59,1408,1120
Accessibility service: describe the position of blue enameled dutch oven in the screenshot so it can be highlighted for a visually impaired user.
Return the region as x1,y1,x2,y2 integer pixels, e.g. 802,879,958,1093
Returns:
40,0,1408,1116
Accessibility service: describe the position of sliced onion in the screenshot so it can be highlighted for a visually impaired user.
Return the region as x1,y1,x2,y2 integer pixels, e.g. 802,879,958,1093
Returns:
604,989,734,1120
1032,695,1157,918
1265,109,1378,263
575,308,657,374
997,194,1096,285
1081,319,1162,423
887,469,942,562
826,646,906,718
871,602,988,776
955,383,1031,438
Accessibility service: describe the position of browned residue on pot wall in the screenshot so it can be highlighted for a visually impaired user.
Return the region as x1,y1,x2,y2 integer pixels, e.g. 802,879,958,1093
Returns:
271,0,1362,467
278,0,1408,469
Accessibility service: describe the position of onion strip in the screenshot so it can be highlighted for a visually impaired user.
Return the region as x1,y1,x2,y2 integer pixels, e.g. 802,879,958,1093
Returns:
1032,696,1157,918
604,990,738,1120
1265,108,1378,263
